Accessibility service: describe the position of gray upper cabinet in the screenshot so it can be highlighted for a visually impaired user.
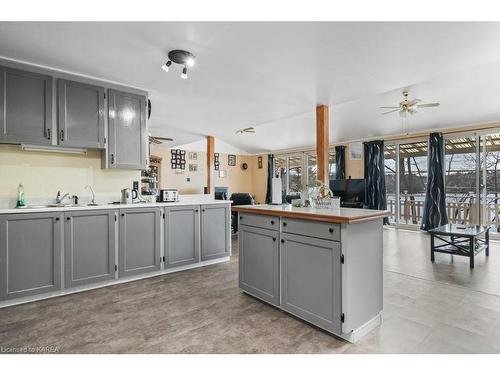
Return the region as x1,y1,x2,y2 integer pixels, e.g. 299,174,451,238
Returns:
239,225,280,306
119,207,161,277
0,212,62,301
164,205,200,268
0,66,53,145
57,79,105,149
280,232,342,334
201,204,231,261
107,89,147,170
64,210,116,288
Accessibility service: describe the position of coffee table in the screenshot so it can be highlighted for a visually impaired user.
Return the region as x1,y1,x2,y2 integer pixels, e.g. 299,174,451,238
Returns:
429,224,490,268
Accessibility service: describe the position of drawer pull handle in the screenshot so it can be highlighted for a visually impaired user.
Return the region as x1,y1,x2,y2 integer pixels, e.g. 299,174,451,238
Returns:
67,217,71,221
121,213,125,217
283,222,287,227
273,237,276,242
195,209,199,212
281,239,285,244
55,217,60,221
329,228,334,233
239,216,243,220
270,220,274,225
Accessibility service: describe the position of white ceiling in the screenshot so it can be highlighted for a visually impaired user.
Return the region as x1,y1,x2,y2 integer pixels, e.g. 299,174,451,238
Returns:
1,22,500,153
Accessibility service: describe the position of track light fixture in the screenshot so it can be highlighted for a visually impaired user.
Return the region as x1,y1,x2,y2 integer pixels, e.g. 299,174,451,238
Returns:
162,49,195,79
161,60,172,72
181,66,188,79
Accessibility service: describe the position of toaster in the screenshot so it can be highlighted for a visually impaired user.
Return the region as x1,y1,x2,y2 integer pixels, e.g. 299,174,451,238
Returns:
158,189,179,202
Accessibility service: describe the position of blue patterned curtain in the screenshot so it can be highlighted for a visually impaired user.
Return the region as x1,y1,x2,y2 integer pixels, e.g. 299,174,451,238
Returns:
364,140,388,224
335,145,346,180
420,133,448,230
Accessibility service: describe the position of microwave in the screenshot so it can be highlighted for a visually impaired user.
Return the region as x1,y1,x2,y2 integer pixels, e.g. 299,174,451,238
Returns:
158,189,179,202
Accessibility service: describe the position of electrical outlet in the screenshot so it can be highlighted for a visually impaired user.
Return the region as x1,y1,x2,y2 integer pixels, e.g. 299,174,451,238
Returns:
187,178,191,182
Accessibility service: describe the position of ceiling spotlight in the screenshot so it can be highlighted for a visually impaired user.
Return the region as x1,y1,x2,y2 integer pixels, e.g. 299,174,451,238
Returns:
161,49,195,79
186,57,195,67
161,60,172,72
181,66,188,79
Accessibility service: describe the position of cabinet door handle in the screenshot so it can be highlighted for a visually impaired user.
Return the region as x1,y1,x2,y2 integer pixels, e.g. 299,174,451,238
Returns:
55,217,60,221
66,217,71,221
60,130,64,141
195,209,199,212
239,216,243,220
283,222,287,227
121,213,125,217
111,154,115,164
202,209,205,212
46,128,51,140
273,237,276,242
281,239,285,244
329,228,334,233
270,220,274,225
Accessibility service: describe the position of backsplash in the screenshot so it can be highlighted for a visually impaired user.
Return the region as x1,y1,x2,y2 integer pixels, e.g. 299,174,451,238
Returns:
0,144,140,208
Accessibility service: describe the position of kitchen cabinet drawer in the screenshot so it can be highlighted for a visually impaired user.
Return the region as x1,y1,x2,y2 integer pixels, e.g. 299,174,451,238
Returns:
0,66,53,145
238,213,279,231
164,205,200,268
0,212,62,301
64,210,116,288
280,232,342,334
282,218,340,242
119,207,161,277
57,79,105,149
239,225,280,306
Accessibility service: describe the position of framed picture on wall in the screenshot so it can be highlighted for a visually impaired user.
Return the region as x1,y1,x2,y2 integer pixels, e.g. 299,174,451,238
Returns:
349,142,363,160
228,154,236,166
189,164,198,172
219,170,227,178
214,153,220,171
189,152,197,160
258,156,263,169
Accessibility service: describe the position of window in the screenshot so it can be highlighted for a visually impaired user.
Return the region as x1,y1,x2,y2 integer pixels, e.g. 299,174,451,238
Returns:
288,154,302,193
398,141,428,225
307,153,317,187
274,156,287,197
384,144,397,224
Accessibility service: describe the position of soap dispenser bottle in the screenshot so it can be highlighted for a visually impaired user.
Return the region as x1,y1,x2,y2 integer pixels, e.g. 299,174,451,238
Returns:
16,183,26,207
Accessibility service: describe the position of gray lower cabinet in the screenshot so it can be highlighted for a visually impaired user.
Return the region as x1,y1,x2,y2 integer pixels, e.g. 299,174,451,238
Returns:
0,212,62,301
0,66,53,145
238,225,280,306
107,89,147,170
201,204,230,261
164,205,200,268
119,207,161,277
64,210,116,288
280,232,342,334
57,79,105,149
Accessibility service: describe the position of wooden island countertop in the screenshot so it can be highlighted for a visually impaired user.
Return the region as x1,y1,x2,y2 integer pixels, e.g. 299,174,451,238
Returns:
232,204,391,224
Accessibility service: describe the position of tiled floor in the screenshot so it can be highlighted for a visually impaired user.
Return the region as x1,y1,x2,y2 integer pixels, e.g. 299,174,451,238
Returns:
1,228,500,353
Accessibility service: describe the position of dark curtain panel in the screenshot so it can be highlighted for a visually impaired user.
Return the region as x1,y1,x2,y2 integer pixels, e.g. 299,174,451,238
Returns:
265,154,274,204
364,140,388,224
420,133,448,231
335,145,346,180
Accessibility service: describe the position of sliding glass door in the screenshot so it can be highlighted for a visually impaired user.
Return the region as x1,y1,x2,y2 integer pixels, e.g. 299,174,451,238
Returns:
385,131,500,234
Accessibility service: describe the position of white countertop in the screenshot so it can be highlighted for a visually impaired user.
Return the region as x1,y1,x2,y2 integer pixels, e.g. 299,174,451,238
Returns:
0,200,231,215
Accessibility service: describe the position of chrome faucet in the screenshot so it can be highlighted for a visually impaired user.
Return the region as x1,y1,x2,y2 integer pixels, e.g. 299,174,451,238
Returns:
85,185,97,205
56,191,70,204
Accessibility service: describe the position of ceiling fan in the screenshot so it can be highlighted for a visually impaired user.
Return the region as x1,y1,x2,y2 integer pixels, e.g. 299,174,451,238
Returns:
235,127,255,135
149,136,174,144
380,90,440,116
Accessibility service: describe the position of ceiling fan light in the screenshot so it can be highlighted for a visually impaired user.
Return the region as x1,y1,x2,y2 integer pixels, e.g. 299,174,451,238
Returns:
181,66,188,79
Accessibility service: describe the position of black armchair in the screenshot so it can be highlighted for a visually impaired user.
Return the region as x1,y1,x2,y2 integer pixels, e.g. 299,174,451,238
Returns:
230,193,254,233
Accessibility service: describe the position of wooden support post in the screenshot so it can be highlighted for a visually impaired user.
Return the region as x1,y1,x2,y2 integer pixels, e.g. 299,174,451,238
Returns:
316,105,330,184
206,136,215,195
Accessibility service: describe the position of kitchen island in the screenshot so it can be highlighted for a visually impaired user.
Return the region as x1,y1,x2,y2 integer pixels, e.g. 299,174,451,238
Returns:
234,204,390,343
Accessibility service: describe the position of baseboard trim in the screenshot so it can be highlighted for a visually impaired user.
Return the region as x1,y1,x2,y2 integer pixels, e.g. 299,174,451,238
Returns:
0,256,230,308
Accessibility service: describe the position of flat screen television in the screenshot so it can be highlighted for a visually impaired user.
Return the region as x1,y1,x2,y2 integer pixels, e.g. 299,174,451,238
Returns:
329,179,366,208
